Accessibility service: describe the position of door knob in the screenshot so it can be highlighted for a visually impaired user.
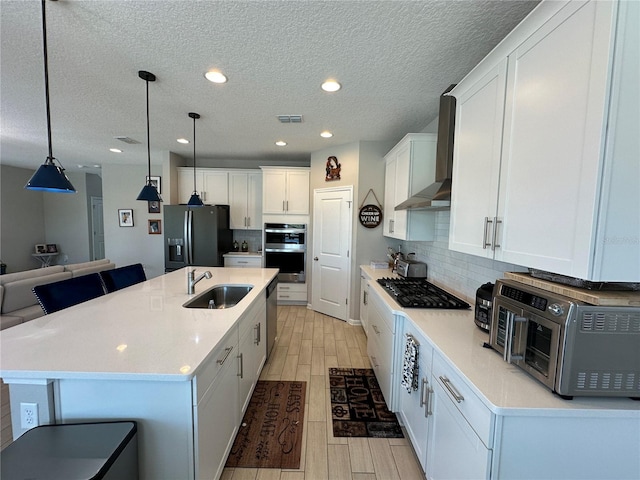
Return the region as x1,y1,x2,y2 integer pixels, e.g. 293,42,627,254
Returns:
313,257,318,261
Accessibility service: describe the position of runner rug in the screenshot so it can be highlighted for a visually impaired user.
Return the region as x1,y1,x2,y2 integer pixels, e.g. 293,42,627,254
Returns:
225,380,306,469
329,368,404,438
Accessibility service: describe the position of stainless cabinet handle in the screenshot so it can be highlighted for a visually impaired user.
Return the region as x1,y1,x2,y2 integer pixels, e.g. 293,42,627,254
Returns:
247,216,251,227
280,286,290,290
420,378,428,408
217,346,234,365
280,295,290,298
372,325,381,335
283,200,286,212
286,200,289,211
237,353,244,378
389,219,394,233
439,376,464,403
426,386,433,416
255,323,261,345
492,217,502,250
371,355,379,367
483,217,493,249
405,333,420,346
363,290,368,305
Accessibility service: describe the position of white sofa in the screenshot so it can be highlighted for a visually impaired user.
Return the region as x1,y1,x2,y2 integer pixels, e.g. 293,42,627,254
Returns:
0,259,116,330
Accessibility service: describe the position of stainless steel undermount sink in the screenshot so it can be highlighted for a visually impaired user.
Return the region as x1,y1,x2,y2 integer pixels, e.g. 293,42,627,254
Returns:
183,285,253,309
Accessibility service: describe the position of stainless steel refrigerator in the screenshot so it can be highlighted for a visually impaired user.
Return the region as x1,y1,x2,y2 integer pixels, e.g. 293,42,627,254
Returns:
164,205,233,272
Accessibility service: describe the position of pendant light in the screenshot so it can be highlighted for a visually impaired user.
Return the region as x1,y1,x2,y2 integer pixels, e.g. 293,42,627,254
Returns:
25,0,76,194
186,112,204,207
136,70,162,202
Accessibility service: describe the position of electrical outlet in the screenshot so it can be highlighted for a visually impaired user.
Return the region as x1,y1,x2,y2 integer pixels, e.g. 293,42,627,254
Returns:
20,402,39,429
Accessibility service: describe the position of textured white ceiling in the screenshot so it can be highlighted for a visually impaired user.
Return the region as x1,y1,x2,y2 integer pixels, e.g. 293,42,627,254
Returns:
0,0,539,173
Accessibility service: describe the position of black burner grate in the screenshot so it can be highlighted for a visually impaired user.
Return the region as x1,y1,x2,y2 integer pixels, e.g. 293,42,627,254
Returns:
377,278,470,309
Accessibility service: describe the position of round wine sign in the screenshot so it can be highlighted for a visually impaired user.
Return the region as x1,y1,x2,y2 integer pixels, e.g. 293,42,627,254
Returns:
359,204,382,228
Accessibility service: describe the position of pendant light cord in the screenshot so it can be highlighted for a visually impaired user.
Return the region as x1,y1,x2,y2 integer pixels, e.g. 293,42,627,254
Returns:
145,77,151,184
192,115,197,188
41,0,54,163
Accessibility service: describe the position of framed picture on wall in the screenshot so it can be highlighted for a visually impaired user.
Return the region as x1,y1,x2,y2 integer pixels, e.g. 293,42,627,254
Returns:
148,200,160,214
148,219,161,234
146,176,161,194
118,209,134,227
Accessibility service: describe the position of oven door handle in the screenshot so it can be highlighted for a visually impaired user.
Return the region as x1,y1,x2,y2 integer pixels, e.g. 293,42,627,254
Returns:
264,248,306,253
505,312,526,364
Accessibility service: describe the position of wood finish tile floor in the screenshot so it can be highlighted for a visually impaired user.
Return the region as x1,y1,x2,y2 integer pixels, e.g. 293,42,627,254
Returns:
222,305,426,480
0,306,426,479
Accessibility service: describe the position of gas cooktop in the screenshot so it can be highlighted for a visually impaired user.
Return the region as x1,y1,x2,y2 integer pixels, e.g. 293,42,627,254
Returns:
377,278,470,309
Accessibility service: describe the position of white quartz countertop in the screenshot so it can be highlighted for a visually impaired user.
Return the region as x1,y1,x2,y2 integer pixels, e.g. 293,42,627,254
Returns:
361,266,639,416
0,267,278,382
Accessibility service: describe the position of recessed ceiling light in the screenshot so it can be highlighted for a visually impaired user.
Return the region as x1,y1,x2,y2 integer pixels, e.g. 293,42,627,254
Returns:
320,131,333,138
275,140,287,146
109,148,122,153
321,80,341,92
205,70,228,84
177,138,189,144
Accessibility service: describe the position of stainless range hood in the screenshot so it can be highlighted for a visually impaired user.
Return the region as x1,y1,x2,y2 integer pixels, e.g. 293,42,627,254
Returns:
395,85,456,211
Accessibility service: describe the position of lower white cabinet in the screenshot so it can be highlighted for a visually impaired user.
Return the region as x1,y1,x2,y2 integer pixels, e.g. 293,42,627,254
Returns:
277,283,307,304
194,329,239,480
224,255,262,268
238,296,266,413
397,320,434,472
366,287,397,410
359,275,369,336
426,375,492,480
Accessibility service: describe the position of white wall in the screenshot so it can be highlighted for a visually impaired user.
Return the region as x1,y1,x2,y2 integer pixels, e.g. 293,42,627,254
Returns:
0,165,46,272
102,163,165,279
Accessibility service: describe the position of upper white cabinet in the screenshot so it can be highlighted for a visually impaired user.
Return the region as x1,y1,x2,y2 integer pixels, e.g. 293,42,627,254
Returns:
261,167,310,215
383,134,437,241
177,168,229,205
229,170,262,229
449,0,639,281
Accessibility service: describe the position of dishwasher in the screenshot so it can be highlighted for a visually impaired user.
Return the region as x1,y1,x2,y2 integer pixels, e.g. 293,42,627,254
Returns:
266,277,278,359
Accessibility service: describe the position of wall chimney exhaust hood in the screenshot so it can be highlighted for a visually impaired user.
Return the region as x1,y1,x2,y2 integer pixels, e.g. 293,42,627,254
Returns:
395,85,456,211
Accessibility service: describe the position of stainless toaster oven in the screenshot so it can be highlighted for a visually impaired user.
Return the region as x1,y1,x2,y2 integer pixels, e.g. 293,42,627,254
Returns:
396,259,427,278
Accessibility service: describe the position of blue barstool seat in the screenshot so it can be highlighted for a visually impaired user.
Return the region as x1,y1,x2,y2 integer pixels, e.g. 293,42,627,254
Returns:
100,263,146,293
32,273,106,315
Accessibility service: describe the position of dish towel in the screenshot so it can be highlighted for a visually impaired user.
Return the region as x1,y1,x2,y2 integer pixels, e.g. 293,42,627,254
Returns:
401,334,419,393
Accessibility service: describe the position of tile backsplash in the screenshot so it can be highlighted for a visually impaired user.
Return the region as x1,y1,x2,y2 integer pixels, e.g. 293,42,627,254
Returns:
403,211,527,302
232,229,262,252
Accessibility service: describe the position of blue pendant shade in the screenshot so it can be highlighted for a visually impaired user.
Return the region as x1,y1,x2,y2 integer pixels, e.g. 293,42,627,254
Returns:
25,0,76,194
26,160,76,193
186,112,204,207
136,70,162,203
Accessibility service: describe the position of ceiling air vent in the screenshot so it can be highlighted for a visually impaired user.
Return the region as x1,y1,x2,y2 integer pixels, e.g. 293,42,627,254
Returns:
277,115,303,123
114,136,141,144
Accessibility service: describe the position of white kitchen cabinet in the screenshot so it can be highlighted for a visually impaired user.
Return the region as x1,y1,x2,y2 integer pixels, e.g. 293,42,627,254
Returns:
277,283,307,304
383,134,437,241
261,167,310,215
449,0,639,281
366,287,398,410
359,274,369,336
229,170,262,229
237,294,266,414
397,319,434,473
177,168,229,205
224,254,262,268
193,328,239,480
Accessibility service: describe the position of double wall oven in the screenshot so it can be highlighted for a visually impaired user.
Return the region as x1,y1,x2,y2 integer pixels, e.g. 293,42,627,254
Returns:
264,223,306,283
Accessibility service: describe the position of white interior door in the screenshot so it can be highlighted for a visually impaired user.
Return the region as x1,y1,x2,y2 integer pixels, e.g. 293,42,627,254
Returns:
311,186,352,321
91,196,105,260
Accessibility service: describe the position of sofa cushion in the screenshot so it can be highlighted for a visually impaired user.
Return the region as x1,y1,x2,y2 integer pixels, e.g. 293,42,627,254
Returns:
8,305,44,322
0,266,65,286
1,271,72,314
0,314,23,330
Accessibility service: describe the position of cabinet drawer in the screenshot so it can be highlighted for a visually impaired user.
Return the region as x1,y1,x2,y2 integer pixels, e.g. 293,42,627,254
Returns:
432,353,493,447
193,327,238,405
277,283,307,301
368,312,394,407
224,256,262,268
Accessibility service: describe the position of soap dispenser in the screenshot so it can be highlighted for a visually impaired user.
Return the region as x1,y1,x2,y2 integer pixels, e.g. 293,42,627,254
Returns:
241,240,248,252
233,240,239,252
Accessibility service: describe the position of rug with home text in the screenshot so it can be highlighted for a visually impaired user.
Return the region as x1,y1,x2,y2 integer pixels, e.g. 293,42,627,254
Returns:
329,368,403,438
225,380,306,469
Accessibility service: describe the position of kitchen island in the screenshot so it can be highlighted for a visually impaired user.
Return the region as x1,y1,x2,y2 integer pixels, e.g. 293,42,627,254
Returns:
0,267,278,480
362,266,640,480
